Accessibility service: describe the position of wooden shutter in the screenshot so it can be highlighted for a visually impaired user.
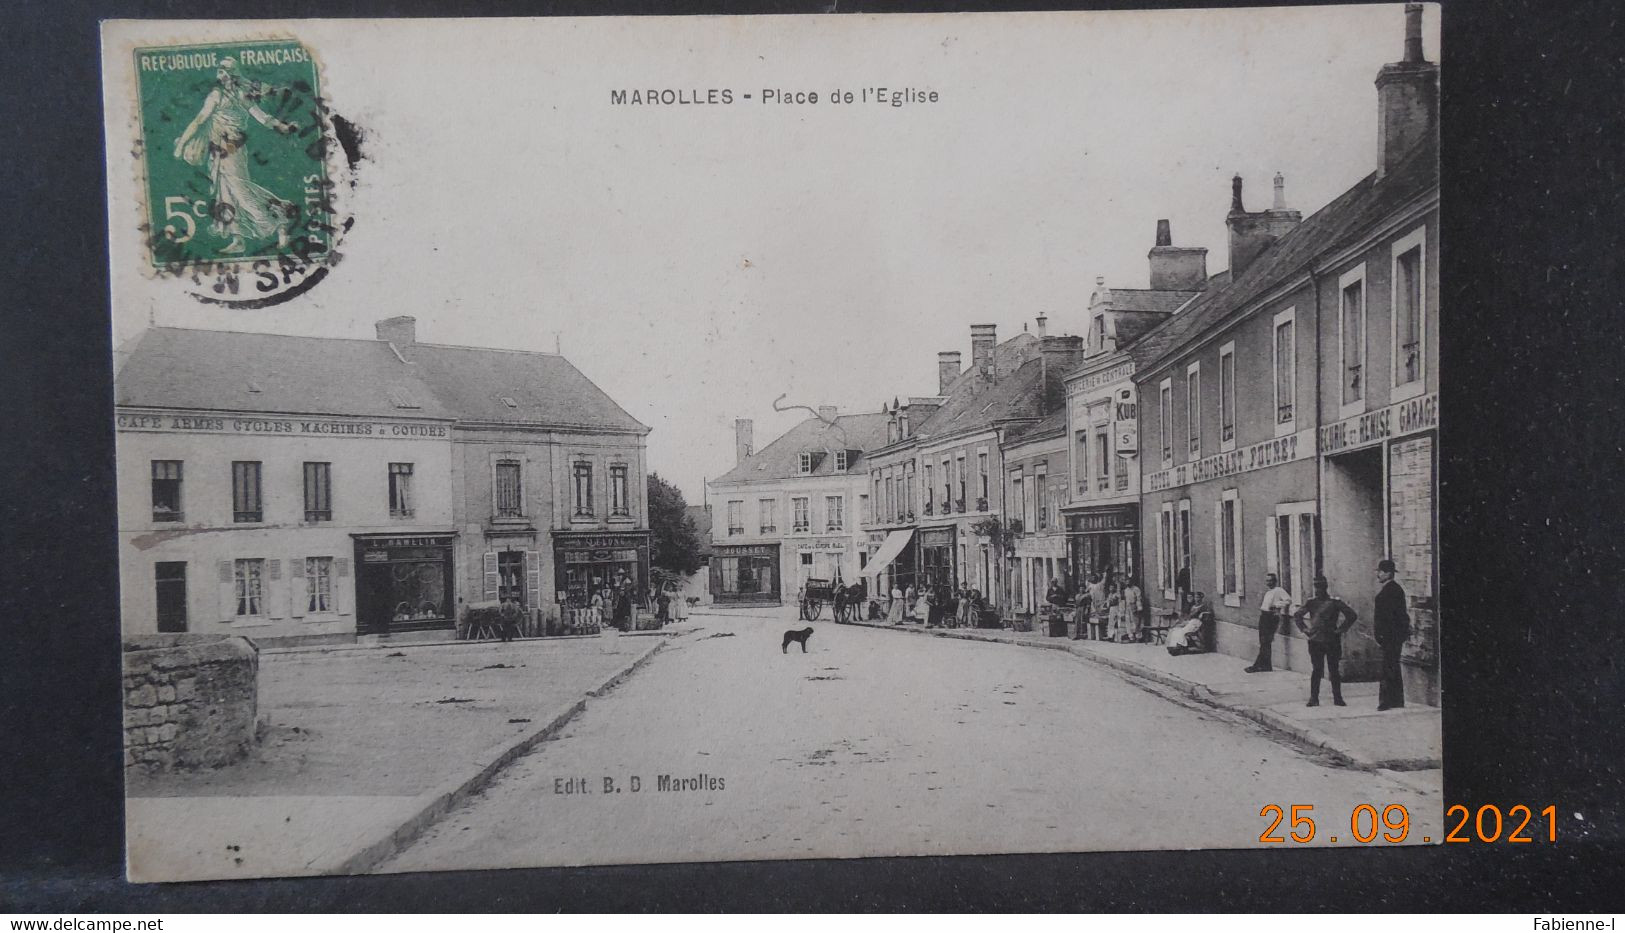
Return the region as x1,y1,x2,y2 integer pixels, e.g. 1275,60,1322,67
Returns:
483,551,499,601
218,560,236,623
1213,505,1225,597
335,557,352,616
524,550,542,609
290,557,307,618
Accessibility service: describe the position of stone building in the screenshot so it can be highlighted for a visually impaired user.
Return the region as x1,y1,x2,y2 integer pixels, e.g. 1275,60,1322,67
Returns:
115,318,650,643
707,408,889,606
1061,221,1215,591
1131,4,1438,700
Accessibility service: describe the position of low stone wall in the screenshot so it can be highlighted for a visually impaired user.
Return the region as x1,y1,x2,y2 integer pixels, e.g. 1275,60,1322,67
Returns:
124,634,259,773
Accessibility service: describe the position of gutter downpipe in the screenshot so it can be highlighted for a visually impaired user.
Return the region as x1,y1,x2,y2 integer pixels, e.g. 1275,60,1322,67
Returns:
1309,263,1325,578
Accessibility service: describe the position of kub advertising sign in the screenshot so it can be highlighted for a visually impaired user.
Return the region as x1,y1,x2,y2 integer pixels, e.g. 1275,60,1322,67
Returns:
1114,389,1137,455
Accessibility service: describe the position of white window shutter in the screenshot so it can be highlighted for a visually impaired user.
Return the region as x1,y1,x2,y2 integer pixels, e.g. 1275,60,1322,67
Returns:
266,559,285,619
1213,505,1225,596
483,551,499,601
290,557,307,618
335,557,352,616
218,560,236,623
1234,504,1244,600
524,550,542,610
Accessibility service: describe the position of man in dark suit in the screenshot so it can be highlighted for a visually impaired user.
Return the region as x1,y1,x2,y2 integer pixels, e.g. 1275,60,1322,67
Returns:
1374,559,1411,710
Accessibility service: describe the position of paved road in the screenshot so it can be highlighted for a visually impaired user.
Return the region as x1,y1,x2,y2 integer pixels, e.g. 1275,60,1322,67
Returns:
384,611,1441,872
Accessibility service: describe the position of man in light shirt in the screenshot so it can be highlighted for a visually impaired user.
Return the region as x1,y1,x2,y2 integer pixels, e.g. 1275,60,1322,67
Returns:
1246,572,1293,673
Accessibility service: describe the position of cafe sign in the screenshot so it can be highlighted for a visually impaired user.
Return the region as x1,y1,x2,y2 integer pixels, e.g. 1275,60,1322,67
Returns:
1319,393,1439,456
1147,428,1314,493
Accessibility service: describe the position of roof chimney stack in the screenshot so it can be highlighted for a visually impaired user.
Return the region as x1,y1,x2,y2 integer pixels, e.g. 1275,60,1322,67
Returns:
817,405,838,422
1376,3,1439,178
735,418,754,465
1273,172,1286,209
937,351,962,394
970,324,998,375
1226,175,1302,278
1148,219,1209,291
1036,314,1048,339
374,315,417,347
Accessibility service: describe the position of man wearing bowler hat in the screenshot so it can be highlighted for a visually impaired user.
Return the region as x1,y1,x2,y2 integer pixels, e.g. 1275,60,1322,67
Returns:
1374,559,1411,710
1292,574,1357,707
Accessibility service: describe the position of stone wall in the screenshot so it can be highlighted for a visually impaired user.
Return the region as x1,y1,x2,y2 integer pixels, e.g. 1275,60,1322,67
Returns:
124,634,259,773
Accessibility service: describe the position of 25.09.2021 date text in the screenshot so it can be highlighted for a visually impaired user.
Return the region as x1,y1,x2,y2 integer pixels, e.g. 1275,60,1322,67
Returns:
1259,804,1559,844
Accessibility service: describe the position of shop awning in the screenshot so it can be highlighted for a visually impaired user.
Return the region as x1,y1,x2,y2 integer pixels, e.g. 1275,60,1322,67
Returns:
862,529,914,581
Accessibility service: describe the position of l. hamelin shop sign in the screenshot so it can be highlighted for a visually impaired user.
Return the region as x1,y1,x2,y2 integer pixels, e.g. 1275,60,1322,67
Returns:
1146,393,1439,493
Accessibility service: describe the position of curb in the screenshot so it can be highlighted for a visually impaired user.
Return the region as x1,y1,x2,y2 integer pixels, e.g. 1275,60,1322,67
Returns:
846,620,1439,772
332,637,672,875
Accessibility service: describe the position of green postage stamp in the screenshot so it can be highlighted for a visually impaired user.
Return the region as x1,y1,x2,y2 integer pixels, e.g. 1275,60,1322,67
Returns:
134,39,335,272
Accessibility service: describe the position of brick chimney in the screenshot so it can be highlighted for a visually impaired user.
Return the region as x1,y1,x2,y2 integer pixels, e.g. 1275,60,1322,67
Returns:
1035,314,1048,338
734,418,754,465
375,315,417,347
937,351,962,394
1376,3,1439,178
1226,175,1302,278
817,405,838,422
1147,219,1209,291
970,324,997,375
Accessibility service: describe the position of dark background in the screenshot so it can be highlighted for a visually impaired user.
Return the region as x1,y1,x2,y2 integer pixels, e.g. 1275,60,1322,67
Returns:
3,0,1622,912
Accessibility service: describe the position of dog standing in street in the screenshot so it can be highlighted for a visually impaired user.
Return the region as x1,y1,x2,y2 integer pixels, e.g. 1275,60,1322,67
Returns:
782,627,814,653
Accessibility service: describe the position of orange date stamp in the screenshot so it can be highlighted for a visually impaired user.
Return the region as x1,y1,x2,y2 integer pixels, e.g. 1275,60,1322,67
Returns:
1259,804,1559,844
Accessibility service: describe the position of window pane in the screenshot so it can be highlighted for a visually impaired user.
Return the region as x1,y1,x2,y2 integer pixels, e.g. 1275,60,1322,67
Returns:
1275,322,1295,423
1343,281,1364,404
1220,353,1235,441
1398,248,1423,383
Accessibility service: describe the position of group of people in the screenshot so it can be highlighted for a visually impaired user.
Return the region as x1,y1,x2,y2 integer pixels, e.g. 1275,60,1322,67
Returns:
882,581,989,628
1244,560,1412,709
1056,572,1151,643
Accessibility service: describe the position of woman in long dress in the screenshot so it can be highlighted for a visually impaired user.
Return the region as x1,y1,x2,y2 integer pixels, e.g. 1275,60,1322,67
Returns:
887,583,905,624
172,57,300,255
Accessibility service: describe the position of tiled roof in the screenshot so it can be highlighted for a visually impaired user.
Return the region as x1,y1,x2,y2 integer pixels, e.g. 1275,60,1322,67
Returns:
116,328,453,419
711,411,891,485
403,342,646,432
116,327,648,432
1004,406,1068,446
917,356,1046,439
1102,289,1200,315
1131,139,1438,375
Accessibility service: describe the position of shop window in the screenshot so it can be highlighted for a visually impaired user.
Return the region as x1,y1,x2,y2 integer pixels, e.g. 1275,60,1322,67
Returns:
231,461,262,523
727,499,743,535
1219,341,1237,449
1269,504,1319,609
495,460,523,518
1340,265,1367,413
1273,310,1296,433
759,498,777,534
497,551,526,605
1393,228,1427,393
154,561,187,633
1186,362,1201,459
572,461,593,517
151,460,183,522
306,556,334,613
826,495,844,532
1159,379,1173,464
610,464,630,517
304,461,332,522
792,497,810,533
388,462,414,518
233,558,265,617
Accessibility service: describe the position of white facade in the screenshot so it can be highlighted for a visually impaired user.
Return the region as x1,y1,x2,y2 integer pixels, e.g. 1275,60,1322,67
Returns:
116,408,456,639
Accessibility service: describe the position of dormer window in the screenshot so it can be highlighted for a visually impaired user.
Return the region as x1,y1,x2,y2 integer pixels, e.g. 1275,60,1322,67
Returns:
834,450,848,472
899,415,909,437
798,452,813,475
1092,314,1107,351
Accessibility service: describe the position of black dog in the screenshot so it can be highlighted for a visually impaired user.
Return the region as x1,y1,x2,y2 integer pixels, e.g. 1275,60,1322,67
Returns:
782,627,814,653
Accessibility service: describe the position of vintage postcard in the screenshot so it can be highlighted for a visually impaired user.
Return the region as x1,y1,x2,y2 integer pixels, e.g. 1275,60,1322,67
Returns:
103,6,1444,882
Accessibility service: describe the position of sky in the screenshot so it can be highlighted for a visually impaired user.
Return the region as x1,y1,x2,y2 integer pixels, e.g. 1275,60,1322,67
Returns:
105,6,1440,507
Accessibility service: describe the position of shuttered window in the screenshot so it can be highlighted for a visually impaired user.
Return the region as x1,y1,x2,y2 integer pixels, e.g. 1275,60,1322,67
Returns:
303,462,332,522
231,461,262,523
495,460,523,518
